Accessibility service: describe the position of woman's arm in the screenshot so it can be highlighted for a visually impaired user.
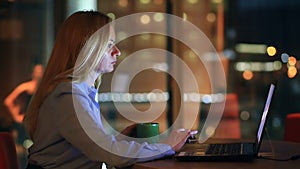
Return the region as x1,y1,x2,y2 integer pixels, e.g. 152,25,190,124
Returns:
56,92,175,168
4,83,29,123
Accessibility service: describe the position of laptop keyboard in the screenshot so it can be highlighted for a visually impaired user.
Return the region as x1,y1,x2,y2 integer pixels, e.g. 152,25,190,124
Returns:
206,143,242,155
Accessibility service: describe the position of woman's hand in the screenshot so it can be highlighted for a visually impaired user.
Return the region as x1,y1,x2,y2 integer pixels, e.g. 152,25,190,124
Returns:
116,125,193,152
161,129,191,152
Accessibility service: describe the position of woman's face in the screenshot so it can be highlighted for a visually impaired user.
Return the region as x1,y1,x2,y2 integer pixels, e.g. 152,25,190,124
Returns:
96,27,121,74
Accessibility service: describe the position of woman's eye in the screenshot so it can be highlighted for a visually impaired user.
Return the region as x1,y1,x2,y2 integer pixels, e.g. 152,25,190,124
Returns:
108,43,114,49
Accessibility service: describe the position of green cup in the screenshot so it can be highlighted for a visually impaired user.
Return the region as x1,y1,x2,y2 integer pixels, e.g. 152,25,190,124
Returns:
136,123,159,143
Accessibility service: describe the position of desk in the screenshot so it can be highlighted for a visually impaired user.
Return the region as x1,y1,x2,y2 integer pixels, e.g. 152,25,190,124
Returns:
133,140,300,169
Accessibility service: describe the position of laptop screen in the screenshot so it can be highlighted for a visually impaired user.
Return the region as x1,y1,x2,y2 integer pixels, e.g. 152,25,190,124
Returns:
256,83,276,144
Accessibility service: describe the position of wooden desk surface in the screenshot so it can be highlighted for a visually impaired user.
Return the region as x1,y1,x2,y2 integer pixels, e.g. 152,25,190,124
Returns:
133,140,300,169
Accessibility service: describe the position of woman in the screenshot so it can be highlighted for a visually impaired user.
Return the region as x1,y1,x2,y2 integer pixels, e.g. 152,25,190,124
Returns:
25,11,190,169
5,64,44,124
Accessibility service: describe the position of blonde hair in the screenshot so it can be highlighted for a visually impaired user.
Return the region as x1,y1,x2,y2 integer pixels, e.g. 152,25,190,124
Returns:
25,11,111,138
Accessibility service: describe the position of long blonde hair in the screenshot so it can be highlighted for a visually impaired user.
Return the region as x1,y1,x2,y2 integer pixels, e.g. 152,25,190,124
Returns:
25,11,111,138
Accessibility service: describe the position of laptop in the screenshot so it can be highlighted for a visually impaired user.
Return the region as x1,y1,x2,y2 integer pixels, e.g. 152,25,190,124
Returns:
174,83,276,162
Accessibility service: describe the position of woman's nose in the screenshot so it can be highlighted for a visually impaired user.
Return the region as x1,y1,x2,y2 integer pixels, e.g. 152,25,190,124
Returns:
112,45,121,57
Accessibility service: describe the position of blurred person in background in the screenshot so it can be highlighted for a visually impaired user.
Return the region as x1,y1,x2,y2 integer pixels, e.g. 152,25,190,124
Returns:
4,63,44,168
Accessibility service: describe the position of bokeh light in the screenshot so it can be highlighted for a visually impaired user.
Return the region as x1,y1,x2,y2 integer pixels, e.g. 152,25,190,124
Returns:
139,0,151,4
118,0,128,7
288,56,297,66
273,61,282,70
212,0,223,3
281,53,289,63
187,0,199,4
240,111,250,121
266,46,276,56
272,117,281,128
287,66,297,78
206,13,216,22
235,61,282,72
140,14,151,24
153,13,164,22
243,70,253,80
